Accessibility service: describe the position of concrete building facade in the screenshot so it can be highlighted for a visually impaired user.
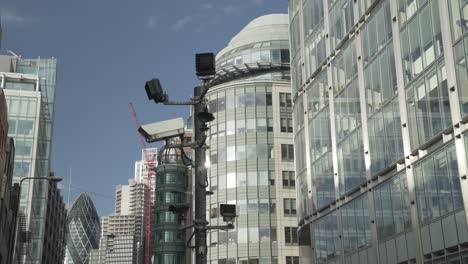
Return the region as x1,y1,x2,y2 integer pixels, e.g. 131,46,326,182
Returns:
98,179,147,264
134,148,158,204
290,0,468,263
204,14,299,264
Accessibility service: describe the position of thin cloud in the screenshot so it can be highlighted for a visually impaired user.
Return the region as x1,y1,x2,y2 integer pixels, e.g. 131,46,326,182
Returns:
200,3,214,10
252,0,264,5
222,5,239,16
1,9,34,26
172,15,194,32
145,15,159,30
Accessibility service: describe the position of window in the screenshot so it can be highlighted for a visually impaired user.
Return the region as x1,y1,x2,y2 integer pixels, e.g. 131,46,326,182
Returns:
286,256,299,264
280,93,292,107
284,227,298,244
281,144,294,161
281,117,293,132
282,171,296,188
284,198,297,216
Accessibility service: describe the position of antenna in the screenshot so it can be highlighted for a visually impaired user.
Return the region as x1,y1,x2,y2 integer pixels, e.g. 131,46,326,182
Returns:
6,49,21,59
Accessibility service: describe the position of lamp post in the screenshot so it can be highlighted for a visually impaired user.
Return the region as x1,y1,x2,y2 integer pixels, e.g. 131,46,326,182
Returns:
13,176,62,262
141,53,234,264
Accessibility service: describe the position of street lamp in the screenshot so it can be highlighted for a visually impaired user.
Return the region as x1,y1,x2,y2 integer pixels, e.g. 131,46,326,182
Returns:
142,53,235,264
13,176,62,262
19,176,63,187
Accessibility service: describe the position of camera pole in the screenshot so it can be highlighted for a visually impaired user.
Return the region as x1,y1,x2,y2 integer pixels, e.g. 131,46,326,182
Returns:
193,86,208,264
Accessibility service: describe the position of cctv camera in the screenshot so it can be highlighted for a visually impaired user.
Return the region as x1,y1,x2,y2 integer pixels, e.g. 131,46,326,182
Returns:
138,117,185,143
168,203,190,214
220,204,236,223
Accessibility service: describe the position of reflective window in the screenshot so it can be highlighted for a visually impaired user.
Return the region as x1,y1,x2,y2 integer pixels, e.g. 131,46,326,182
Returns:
368,100,404,176
309,107,331,162
362,1,392,65
449,0,468,41
284,226,298,245
313,152,335,209
284,198,297,216
406,62,451,149
328,0,354,50
281,144,295,161
399,0,443,84
307,70,328,115
337,129,365,195
414,143,463,224
314,212,340,262
374,172,412,240
342,194,371,254
282,171,296,188
454,36,468,116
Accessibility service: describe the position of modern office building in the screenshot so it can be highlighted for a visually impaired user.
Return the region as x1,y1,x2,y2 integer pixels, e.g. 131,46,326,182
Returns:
0,89,7,196
98,179,147,264
134,148,158,203
0,137,20,264
290,0,468,263
0,55,57,263
64,193,100,264
41,176,67,264
203,14,298,263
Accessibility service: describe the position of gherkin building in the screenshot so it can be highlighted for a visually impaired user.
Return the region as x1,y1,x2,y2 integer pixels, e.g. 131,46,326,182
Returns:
64,193,100,264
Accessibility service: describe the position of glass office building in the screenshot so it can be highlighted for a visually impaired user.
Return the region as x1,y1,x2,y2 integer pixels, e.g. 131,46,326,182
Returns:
64,193,100,264
205,14,299,264
290,0,468,263
0,56,57,263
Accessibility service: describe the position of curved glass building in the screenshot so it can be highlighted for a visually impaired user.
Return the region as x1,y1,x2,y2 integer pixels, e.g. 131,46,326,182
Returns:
290,0,468,263
205,14,299,264
64,193,100,264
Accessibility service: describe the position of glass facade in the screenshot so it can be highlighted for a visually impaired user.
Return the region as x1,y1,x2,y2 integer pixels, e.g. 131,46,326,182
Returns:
206,14,299,264
153,164,187,264
291,0,468,263
64,193,100,264
0,56,57,264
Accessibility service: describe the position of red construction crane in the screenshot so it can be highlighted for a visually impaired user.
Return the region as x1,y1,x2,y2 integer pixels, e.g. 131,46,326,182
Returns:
129,102,156,264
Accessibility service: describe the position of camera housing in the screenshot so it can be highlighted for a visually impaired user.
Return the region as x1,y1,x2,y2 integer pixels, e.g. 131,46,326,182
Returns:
220,204,236,223
138,117,185,143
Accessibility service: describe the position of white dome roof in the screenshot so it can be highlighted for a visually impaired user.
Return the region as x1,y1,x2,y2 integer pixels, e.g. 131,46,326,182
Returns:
217,14,289,59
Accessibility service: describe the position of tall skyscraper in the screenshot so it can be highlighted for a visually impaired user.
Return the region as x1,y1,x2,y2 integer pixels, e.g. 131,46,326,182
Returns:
42,177,67,264
99,179,147,264
291,0,468,263
0,136,21,264
134,148,158,203
203,14,298,263
0,55,57,263
64,193,100,264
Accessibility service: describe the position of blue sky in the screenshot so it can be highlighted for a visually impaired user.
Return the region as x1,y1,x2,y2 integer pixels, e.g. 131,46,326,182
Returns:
1,0,288,216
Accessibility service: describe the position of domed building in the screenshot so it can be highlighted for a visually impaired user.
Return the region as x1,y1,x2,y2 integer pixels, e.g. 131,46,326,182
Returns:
205,14,299,263
64,193,100,264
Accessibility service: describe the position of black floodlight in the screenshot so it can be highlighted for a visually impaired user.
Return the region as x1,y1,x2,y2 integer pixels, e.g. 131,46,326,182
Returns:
168,203,190,214
196,53,216,77
145,79,167,103
220,204,236,222
197,106,215,123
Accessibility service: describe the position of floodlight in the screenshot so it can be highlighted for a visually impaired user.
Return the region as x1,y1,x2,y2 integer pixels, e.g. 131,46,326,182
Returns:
195,53,216,77
220,204,236,222
145,79,167,103
138,117,185,143
168,203,190,214
197,106,215,123
47,176,63,183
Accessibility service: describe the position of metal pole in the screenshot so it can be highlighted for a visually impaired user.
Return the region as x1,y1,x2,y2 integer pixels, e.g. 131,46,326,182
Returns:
193,86,208,264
